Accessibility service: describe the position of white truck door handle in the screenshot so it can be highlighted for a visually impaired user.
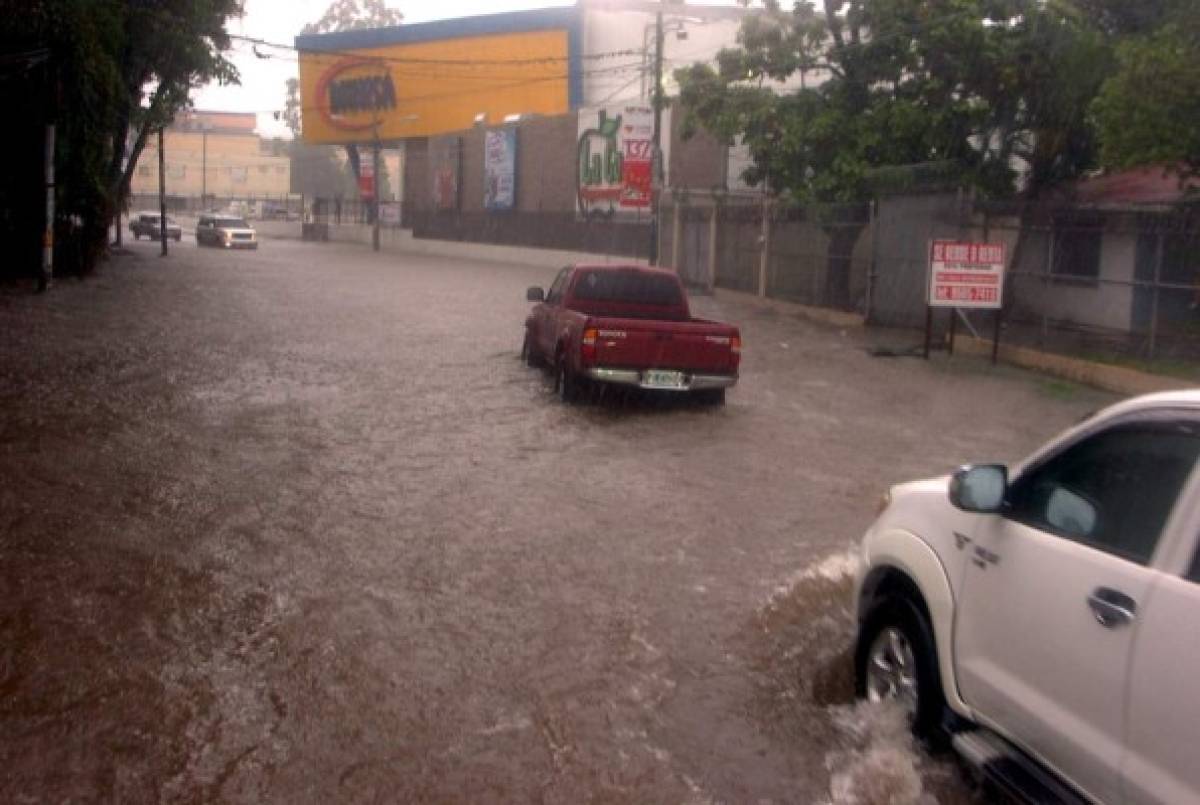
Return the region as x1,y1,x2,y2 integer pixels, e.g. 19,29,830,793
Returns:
1087,587,1137,628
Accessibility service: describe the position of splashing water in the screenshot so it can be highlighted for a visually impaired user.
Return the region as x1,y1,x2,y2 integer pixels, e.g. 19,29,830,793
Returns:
752,550,981,804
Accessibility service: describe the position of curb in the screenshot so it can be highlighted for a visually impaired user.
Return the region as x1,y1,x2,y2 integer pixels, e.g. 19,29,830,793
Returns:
294,224,648,271
712,288,866,329
953,334,1193,396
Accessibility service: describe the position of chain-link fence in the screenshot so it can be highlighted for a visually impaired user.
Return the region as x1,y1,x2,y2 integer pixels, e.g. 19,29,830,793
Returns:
311,197,374,226
664,193,874,309
664,190,1199,373
127,193,304,220
991,204,1199,365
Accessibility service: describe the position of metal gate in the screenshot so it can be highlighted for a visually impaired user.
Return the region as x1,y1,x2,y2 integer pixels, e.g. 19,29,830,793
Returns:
678,205,711,290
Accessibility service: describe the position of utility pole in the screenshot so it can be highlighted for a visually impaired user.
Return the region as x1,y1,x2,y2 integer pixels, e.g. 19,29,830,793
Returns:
158,127,168,257
201,126,209,211
648,5,664,266
39,62,57,293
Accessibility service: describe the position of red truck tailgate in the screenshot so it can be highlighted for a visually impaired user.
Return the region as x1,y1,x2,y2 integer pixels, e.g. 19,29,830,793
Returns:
591,318,739,372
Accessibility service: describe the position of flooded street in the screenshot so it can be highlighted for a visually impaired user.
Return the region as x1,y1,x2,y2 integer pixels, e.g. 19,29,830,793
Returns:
1,235,1111,803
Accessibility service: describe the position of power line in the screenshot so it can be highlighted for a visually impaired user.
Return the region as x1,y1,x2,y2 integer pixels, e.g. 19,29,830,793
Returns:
245,52,648,83
230,59,652,119
592,73,647,107
229,33,641,67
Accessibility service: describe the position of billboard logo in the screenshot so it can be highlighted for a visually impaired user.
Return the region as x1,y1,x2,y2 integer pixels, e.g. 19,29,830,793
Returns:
577,107,655,219
315,57,396,132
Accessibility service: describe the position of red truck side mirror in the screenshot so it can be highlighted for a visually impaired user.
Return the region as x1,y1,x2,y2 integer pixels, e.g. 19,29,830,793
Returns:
526,287,545,302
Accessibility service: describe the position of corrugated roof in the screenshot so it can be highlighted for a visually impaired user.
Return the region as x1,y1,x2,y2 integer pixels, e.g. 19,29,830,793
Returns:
1071,165,1199,206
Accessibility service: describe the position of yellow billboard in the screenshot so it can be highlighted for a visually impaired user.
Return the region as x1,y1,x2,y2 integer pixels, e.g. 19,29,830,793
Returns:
296,10,579,144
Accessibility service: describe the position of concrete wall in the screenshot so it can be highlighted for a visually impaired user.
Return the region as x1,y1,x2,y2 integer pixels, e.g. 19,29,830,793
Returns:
404,106,724,217
394,104,725,259
865,192,968,327
660,193,874,309
289,219,647,271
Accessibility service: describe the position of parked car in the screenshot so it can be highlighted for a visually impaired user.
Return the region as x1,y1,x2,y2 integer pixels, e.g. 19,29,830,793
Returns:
853,390,1200,804
522,263,741,404
130,212,181,241
196,215,258,249
259,203,294,221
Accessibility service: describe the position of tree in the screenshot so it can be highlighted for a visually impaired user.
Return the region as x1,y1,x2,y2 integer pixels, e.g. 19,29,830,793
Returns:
1,0,240,275
1092,19,1200,176
675,0,1115,307
680,1,1114,200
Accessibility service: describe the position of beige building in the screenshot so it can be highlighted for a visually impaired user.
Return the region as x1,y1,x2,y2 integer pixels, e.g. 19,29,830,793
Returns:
131,111,290,201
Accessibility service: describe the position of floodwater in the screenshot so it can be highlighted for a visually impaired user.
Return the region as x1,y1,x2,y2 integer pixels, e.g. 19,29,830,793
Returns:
1,234,1110,802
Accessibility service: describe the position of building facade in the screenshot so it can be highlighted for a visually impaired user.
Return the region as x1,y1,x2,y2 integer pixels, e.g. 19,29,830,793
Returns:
130,111,290,203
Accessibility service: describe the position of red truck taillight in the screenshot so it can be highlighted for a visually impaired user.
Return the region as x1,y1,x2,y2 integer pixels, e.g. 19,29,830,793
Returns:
580,327,599,366
731,334,742,370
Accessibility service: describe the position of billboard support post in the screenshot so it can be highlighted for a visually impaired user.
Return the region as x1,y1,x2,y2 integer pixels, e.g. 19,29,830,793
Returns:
991,309,1002,365
923,306,933,360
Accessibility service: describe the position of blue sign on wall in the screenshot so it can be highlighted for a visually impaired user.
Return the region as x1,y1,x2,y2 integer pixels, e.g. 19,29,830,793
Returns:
484,128,517,211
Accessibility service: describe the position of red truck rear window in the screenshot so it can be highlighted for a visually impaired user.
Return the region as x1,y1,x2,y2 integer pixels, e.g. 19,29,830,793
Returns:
572,270,682,308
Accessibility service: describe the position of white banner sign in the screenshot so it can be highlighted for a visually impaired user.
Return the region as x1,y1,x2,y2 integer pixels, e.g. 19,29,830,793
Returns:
928,240,1006,309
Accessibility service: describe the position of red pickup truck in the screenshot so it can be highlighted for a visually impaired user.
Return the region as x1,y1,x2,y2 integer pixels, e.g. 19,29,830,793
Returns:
521,263,742,403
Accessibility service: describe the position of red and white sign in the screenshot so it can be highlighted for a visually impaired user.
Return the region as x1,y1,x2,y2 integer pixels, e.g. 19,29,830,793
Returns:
357,160,375,200
928,240,1006,309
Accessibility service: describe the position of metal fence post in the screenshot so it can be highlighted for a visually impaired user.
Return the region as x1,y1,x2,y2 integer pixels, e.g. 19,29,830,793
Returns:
41,123,56,289
707,200,719,292
758,198,771,298
671,195,683,269
1042,227,1054,345
1149,230,1164,360
864,199,878,322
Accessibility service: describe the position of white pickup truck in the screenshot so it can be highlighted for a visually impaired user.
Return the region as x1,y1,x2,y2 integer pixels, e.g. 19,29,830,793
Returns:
853,390,1200,804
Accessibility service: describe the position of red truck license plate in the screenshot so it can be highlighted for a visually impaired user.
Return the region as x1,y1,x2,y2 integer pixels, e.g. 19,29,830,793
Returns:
643,370,685,388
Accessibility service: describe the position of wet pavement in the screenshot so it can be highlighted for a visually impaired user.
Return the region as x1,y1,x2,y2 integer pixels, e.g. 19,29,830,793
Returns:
0,235,1113,803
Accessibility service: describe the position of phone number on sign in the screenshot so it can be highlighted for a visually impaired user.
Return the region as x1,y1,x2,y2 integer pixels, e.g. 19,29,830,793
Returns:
934,286,998,302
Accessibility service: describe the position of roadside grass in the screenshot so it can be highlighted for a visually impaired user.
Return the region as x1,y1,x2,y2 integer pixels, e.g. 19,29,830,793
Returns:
1036,378,1080,400
1077,352,1200,384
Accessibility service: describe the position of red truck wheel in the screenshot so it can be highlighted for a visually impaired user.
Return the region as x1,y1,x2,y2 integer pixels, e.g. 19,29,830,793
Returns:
555,361,578,403
521,333,538,367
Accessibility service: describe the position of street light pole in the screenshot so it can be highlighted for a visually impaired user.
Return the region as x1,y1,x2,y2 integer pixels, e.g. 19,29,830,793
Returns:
373,128,381,252
201,127,208,210
649,6,664,266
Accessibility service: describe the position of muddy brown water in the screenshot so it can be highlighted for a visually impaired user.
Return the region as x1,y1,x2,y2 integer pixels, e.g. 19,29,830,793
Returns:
1,237,1111,802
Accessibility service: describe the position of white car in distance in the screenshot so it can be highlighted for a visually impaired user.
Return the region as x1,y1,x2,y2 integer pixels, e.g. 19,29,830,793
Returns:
853,390,1200,805
196,214,258,249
